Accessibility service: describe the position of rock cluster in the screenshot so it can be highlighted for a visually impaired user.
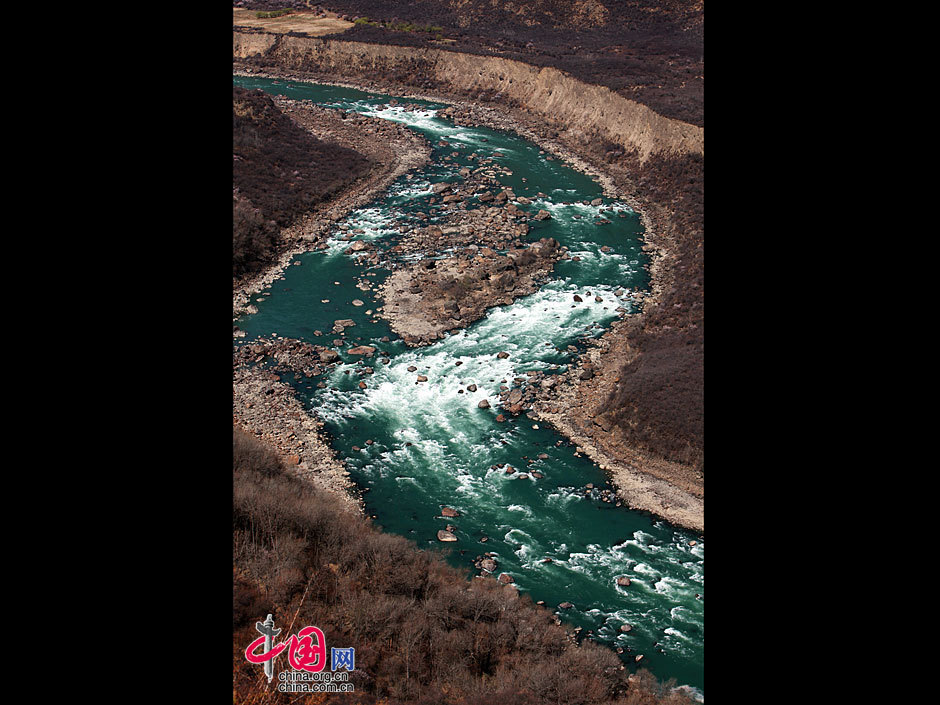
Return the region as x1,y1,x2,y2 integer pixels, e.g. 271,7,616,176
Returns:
379,237,563,345
233,337,340,379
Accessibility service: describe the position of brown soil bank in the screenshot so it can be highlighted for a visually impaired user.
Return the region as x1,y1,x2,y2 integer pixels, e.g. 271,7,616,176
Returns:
233,85,373,278
232,7,353,35
236,0,703,125
233,31,702,163
234,31,703,530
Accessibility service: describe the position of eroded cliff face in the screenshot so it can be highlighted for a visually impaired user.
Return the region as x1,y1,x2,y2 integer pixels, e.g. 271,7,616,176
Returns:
233,30,703,163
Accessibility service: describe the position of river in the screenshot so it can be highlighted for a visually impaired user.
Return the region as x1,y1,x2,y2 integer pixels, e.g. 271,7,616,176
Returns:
233,76,703,697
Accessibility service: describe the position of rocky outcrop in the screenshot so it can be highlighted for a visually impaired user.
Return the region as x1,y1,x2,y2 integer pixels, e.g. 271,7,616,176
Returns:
233,30,703,163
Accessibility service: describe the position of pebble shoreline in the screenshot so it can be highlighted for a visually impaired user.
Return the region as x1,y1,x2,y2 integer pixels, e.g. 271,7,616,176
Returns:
234,364,360,510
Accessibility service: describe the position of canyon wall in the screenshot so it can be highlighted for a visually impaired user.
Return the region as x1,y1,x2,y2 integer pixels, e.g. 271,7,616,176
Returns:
233,29,703,163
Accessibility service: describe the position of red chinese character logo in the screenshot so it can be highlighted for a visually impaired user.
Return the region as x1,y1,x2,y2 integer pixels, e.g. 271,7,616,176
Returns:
287,626,327,673
244,616,328,679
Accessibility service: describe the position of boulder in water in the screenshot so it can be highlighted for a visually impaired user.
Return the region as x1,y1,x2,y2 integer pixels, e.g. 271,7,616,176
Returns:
347,345,376,356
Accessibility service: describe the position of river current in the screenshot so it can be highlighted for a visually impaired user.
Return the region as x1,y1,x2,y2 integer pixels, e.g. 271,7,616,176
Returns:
233,76,703,697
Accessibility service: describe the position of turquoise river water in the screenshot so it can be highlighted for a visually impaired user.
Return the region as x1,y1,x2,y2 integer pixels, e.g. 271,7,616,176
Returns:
233,76,703,698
